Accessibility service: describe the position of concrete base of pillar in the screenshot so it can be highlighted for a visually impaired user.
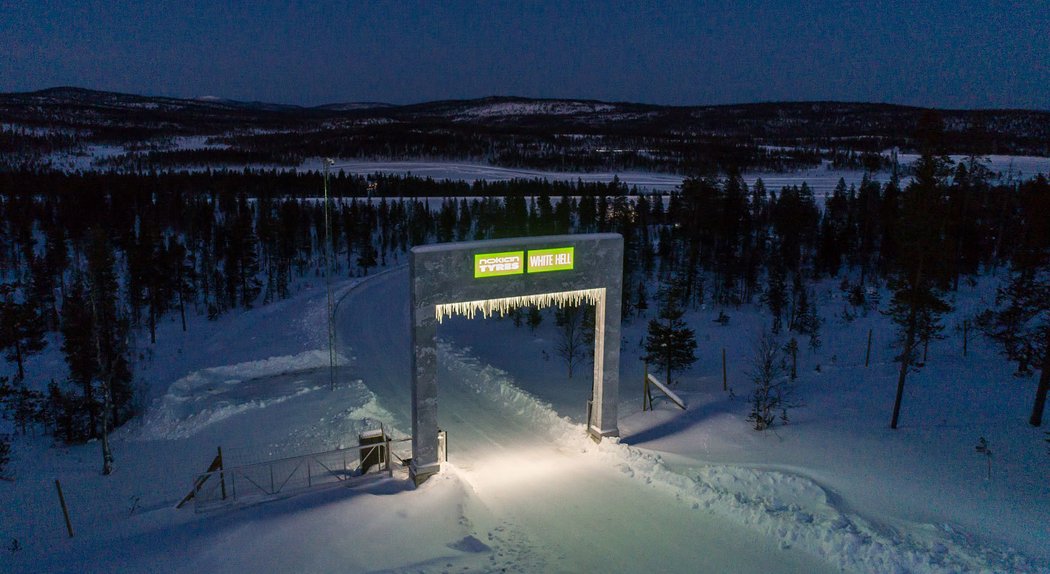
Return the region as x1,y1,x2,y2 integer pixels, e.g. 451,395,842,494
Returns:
410,461,441,486
587,425,620,442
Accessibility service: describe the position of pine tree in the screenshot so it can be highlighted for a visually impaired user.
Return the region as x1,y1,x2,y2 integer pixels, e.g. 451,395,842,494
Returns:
60,274,99,436
27,255,59,332
168,238,196,332
527,307,543,331
357,241,378,276
644,285,697,386
0,283,47,381
634,281,649,316
762,263,787,333
807,292,822,350
1,377,45,436
0,434,8,476
231,208,262,308
981,175,1050,426
887,114,953,429
784,338,799,380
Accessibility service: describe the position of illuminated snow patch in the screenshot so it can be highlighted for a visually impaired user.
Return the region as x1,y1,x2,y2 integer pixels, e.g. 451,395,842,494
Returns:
435,288,604,323
138,350,351,440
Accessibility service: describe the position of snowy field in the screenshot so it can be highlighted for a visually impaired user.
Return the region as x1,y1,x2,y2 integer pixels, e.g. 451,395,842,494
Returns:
2,263,1048,573
37,140,1050,198
302,158,877,197
308,156,1050,197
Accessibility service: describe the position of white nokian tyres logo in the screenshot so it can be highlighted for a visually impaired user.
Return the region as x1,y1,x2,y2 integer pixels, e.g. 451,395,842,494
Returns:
474,251,524,277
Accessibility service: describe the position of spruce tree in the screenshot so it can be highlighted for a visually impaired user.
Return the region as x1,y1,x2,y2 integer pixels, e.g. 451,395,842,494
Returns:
0,283,47,381
981,175,1049,425
527,307,543,331
357,241,378,276
644,284,697,386
60,274,99,436
0,434,8,476
887,114,953,429
27,255,59,332
763,263,787,333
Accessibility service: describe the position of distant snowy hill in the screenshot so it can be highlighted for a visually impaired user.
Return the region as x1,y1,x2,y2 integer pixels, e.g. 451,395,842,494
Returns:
2,86,1048,178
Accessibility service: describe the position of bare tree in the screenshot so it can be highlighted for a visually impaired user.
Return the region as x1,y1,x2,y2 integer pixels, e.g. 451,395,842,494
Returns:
746,330,797,430
555,305,590,378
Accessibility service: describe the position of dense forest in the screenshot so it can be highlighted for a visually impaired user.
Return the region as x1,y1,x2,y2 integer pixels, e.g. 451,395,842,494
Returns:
0,117,1048,470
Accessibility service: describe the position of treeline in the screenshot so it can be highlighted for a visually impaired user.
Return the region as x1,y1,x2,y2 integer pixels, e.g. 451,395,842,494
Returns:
70,129,827,175
0,168,638,448
1,129,1048,458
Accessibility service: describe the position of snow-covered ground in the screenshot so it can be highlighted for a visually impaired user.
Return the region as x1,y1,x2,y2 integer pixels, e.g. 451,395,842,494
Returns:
35,141,1050,196
895,154,1050,182
306,156,1050,197
3,262,1047,573
426,271,1050,572
304,158,689,191
307,158,871,197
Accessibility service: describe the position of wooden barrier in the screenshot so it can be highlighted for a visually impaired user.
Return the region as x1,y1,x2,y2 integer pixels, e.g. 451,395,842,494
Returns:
642,365,686,411
176,447,225,509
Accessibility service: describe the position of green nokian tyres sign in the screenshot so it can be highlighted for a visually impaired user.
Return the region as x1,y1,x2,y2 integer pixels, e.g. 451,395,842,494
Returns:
474,247,574,278
527,246,574,273
474,251,524,278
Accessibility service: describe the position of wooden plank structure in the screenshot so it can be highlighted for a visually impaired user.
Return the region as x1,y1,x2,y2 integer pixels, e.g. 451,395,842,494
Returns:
642,364,686,411
176,447,225,509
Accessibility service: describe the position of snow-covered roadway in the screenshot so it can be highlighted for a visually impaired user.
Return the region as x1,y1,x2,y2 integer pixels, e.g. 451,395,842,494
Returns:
337,268,839,572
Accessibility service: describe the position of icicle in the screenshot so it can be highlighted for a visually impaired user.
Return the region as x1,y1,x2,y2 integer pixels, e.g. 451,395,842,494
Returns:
435,288,605,323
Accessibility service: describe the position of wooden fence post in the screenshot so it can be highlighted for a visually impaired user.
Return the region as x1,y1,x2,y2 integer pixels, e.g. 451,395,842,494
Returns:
217,447,226,500
385,431,393,477
722,348,727,391
865,328,873,367
642,362,650,411
55,479,73,538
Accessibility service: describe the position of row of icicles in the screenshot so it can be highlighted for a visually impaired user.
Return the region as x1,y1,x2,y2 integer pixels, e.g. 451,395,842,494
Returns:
435,288,605,323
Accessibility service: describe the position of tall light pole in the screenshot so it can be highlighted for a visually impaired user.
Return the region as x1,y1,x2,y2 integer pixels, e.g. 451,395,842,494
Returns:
324,158,336,391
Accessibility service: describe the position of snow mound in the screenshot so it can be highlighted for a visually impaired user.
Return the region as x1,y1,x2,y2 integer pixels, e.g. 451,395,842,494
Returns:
137,350,349,440
438,343,1045,574
599,436,1042,573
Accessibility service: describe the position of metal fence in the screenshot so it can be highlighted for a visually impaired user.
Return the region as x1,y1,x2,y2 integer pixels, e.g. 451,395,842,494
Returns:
191,435,412,512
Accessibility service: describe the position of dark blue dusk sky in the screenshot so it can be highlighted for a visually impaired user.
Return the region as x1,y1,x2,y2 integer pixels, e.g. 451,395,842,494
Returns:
2,0,1047,109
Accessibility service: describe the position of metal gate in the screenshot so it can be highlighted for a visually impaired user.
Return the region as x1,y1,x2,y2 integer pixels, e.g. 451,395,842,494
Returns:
190,435,412,512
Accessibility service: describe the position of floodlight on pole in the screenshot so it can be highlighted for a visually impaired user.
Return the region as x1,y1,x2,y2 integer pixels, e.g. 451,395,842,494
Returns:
324,157,336,391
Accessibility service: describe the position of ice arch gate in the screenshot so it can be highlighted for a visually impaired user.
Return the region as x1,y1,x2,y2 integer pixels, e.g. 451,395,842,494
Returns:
409,233,623,484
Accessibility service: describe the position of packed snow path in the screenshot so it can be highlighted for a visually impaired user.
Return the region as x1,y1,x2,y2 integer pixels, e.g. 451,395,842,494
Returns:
337,268,838,572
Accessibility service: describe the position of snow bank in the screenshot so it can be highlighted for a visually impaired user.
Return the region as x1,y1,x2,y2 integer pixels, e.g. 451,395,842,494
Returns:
138,350,349,440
